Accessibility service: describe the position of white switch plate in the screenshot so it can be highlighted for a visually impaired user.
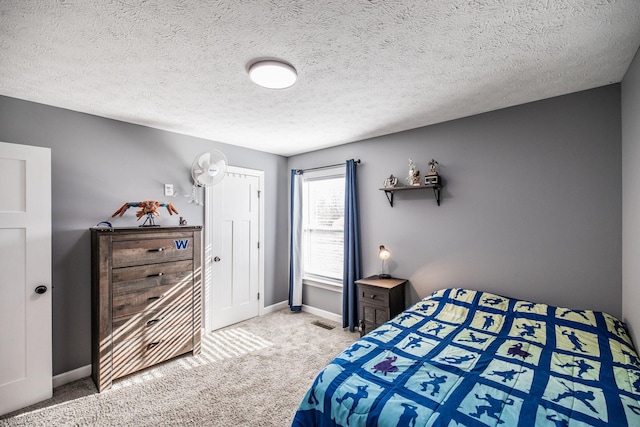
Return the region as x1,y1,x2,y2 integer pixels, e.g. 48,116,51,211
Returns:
164,184,174,197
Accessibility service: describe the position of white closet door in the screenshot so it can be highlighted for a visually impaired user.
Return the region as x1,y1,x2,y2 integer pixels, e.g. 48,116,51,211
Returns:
207,167,263,330
0,141,52,416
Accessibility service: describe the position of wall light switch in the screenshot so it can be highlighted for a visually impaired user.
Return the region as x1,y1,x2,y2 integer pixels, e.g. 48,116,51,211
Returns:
164,184,174,197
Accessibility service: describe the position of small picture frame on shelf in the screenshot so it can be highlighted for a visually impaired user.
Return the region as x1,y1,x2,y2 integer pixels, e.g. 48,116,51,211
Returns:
425,174,441,186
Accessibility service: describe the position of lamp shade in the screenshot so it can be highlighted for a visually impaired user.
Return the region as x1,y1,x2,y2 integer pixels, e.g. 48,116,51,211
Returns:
378,245,391,260
248,60,297,89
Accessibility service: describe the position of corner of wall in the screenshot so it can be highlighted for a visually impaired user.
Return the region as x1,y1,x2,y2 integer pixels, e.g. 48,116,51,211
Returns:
622,46,640,349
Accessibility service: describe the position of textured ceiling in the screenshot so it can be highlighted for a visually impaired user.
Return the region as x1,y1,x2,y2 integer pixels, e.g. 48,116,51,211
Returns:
1,1,639,156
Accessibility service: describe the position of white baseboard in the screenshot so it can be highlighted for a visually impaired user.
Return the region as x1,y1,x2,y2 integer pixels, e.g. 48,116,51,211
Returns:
53,364,91,388
262,300,342,324
302,304,342,324
262,300,288,314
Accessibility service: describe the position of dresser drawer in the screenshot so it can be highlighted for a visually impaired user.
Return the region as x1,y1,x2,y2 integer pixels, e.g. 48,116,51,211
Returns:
112,236,194,267
112,268,193,318
112,302,193,344
112,260,193,284
359,285,389,306
112,326,194,380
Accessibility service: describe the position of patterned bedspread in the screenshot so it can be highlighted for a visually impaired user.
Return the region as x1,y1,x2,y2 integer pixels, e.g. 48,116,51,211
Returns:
292,288,640,426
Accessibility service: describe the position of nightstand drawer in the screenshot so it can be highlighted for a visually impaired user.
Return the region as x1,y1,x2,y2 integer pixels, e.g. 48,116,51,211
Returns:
359,285,389,306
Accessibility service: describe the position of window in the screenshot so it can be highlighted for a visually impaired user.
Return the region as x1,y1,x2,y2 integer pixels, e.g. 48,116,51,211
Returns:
302,167,345,285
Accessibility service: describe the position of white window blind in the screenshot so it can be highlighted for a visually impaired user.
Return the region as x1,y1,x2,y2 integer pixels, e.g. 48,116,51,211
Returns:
302,167,345,284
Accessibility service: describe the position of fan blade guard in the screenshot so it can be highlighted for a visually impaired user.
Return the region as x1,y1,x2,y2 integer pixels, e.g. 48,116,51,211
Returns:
191,150,228,187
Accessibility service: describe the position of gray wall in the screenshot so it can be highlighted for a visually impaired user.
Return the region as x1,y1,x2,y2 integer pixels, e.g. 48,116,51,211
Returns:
623,48,640,347
289,85,622,319
0,95,289,375
0,82,627,376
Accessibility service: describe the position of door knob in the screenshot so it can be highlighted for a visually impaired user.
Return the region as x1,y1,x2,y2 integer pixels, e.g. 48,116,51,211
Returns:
213,256,221,262
35,285,48,294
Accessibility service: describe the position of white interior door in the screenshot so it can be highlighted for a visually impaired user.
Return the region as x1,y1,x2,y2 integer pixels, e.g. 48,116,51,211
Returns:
206,166,263,331
0,141,52,416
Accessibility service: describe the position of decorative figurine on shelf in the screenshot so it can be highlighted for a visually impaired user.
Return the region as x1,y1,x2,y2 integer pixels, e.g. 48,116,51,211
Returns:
112,200,179,227
425,158,442,186
384,174,398,188
406,159,420,186
427,158,439,175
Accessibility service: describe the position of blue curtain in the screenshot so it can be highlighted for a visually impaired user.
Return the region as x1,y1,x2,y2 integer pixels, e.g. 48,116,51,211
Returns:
342,159,362,331
289,169,303,311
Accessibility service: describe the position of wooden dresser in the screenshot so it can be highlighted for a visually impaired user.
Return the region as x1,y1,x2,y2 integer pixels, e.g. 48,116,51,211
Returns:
91,226,202,391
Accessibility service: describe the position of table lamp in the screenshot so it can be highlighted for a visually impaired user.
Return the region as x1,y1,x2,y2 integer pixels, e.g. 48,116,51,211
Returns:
378,245,391,279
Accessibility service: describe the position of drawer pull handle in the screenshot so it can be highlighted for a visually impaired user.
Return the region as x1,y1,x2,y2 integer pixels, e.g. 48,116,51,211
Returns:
146,318,162,327
149,247,165,252
147,272,164,277
370,295,376,299
147,295,164,302
147,340,163,350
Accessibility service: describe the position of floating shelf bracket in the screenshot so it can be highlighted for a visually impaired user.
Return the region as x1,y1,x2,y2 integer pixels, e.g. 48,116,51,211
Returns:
383,189,394,207
433,186,441,206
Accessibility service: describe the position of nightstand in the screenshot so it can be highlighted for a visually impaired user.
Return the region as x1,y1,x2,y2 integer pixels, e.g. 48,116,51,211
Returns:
355,276,407,336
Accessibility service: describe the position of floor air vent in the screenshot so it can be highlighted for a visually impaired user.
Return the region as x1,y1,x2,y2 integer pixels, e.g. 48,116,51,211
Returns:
311,320,336,330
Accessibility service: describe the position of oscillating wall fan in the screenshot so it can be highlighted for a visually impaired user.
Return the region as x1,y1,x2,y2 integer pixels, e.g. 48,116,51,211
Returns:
187,150,228,205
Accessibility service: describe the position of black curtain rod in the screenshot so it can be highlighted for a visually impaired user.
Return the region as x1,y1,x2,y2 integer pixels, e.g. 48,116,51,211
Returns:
298,159,360,173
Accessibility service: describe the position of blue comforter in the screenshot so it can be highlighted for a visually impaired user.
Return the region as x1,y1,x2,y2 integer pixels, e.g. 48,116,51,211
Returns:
292,288,640,426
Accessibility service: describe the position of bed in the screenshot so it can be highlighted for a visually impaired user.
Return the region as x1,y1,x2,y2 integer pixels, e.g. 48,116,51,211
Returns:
292,288,640,426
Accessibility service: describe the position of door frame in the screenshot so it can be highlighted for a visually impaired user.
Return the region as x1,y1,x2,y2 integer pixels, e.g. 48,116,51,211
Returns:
203,165,265,333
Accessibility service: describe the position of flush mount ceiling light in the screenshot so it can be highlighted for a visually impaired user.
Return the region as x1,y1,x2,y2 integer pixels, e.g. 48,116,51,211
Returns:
248,60,297,89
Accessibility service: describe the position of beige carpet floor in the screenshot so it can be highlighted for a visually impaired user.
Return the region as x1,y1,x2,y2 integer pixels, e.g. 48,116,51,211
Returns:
0,309,359,426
